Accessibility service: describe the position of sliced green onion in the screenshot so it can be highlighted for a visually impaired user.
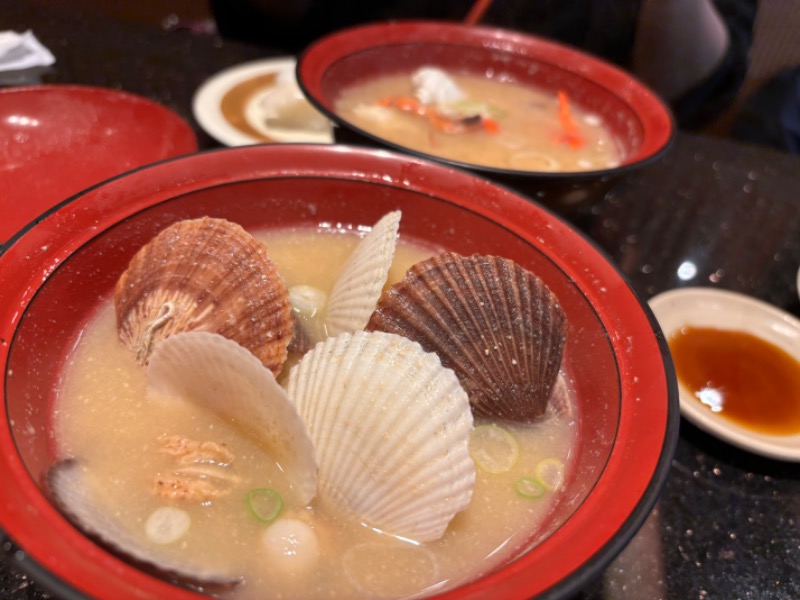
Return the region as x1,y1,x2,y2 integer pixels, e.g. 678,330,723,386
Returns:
451,99,507,119
515,477,546,499
485,104,508,119
246,488,283,523
469,424,519,474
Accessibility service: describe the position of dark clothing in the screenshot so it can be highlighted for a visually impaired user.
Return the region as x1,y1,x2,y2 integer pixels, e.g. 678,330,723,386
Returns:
673,0,756,130
211,0,641,63
211,0,756,130
731,66,800,155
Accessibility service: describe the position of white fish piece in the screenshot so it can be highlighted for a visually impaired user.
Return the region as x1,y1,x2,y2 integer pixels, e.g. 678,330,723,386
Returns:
412,66,466,107
286,330,475,543
324,210,402,337
46,459,242,592
146,331,318,506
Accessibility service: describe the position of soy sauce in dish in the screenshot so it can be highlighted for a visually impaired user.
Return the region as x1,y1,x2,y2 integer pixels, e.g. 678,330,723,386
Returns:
669,326,800,435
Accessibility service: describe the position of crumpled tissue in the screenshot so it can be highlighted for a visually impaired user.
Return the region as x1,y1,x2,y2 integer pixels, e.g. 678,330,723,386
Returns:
0,30,55,72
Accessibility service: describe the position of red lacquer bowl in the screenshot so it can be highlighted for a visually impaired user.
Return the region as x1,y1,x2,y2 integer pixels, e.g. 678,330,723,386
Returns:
0,144,677,599
0,85,198,242
297,21,675,216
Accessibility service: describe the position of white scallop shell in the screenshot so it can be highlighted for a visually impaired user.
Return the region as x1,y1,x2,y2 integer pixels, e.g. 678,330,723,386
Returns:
324,211,401,337
285,330,475,543
146,331,317,505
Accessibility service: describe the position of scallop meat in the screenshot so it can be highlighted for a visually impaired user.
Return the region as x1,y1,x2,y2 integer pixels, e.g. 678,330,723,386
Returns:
366,252,568,421
146,331,317,506
115,217,293,374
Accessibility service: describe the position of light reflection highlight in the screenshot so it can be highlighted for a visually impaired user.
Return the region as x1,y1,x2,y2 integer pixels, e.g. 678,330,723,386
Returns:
677,260,697,281
6,115,41,127
696,387,723,412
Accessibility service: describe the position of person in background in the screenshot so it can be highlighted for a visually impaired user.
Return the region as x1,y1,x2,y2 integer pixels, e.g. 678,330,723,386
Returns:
730,66,800,155
210,0,756,131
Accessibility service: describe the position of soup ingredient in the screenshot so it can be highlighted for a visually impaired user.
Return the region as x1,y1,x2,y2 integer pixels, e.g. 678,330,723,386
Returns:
153,434,240,502
556,91,584,149
376,67,500,135
146,507,191,544
409,67,499,134
367,253,568,422
53,224,579,599
377,96,499,135
115,217,293,373
336,71,621,172
147,331,318,505
289,210,401,353
514,477,546,500
149,327,475,543
469,424,520,474
246,488,283,523
287,330,475,543
261,518,320,575
669,326,800,435
288,284,328,354
46,460,243,591
412,66,465,107
535,458,566,491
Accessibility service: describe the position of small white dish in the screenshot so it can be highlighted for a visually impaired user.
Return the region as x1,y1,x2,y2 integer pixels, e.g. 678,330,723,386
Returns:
193,57,333,146
649,287,800,461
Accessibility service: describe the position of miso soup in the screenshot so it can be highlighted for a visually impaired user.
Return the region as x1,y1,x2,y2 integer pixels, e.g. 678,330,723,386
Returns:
54,226,579,599
334,71,622,172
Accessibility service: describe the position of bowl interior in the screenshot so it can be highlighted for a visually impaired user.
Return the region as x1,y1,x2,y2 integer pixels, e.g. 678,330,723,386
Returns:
0,85,198,243
0,145,674,600
298,21,674,175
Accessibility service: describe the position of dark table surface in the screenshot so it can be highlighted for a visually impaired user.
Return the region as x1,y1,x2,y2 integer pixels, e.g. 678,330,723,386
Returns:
2,2,800,599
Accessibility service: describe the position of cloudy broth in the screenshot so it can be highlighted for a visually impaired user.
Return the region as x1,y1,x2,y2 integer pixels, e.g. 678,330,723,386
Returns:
335,73,622,172
54,226,578,599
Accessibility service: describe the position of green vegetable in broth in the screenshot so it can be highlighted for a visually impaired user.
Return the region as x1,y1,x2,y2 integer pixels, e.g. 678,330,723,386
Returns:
246,488,283,523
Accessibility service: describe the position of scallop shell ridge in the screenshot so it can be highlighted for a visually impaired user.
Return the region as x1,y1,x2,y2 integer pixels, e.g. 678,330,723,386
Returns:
115,217,293,374
324,210,402,337
366,252,568,421
286,330,475,543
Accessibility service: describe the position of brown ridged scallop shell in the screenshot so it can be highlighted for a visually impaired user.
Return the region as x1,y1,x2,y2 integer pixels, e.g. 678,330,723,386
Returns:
115,217,293,374
366,252,567,422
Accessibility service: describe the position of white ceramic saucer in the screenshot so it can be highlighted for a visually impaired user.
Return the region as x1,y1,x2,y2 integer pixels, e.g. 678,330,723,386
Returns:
193,57,333,146
649,287,800,461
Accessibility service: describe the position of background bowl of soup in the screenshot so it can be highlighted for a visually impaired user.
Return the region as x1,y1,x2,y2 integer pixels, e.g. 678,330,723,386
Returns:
0,144,677,599
297,20,675,218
